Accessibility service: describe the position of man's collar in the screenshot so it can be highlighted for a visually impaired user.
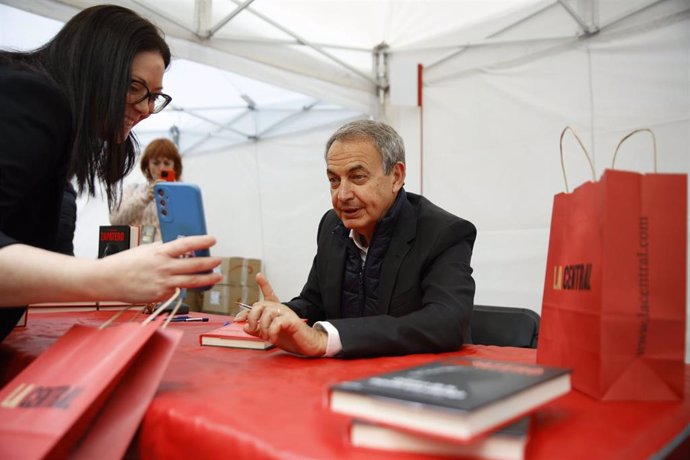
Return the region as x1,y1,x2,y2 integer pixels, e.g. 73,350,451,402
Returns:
348,229,369,251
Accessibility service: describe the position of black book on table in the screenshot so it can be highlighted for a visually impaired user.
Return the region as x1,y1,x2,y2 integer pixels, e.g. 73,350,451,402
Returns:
330,357,570,442
97,225,140,258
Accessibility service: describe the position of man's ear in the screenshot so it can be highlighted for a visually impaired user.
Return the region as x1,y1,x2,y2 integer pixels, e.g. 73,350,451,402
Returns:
392,162,406,193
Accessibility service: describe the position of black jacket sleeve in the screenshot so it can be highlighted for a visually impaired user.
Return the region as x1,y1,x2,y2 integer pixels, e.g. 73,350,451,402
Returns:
0,66,72,251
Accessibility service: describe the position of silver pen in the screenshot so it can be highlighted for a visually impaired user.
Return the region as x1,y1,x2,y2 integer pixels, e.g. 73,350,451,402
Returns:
235,302,253,311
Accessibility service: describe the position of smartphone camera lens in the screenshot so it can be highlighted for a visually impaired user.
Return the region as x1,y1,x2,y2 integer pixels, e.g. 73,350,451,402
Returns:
161,209,168,216
157,189,164,197
159,199,166,206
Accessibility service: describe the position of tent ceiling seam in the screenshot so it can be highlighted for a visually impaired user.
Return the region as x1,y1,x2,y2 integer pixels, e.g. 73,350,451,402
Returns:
130,0,198,36
206,0,255,39
202,36,372,53
557,0,599,36
425,0,558,71
603,0,669,30
424,0,687,78
425,7,689,85
172,106,252,137
255,101,319,138
228,0,377,86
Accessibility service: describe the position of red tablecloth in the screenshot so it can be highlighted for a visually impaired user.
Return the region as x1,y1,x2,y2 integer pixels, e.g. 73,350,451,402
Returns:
2,311,689,459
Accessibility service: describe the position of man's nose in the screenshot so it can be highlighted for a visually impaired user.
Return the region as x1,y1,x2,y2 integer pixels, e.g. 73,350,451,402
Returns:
337,181,354,200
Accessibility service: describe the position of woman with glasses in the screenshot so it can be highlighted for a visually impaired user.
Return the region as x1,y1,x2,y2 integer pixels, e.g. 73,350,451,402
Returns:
110,138,183,242
0,5,222,341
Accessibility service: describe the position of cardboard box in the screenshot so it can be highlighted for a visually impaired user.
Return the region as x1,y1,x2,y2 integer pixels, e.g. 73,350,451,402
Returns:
214,257,262,286
202,284,260,316
185,289,205,312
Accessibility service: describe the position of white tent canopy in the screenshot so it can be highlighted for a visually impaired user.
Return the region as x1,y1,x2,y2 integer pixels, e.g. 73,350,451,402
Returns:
2,0,689,357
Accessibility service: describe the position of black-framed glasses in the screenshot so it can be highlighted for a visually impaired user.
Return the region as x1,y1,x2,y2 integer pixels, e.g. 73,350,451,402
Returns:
127,79,172,114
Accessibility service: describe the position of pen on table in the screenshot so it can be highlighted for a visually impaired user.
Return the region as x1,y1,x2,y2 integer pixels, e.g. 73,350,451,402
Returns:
235,302,253,311
169,316,209,323
229,302,253,325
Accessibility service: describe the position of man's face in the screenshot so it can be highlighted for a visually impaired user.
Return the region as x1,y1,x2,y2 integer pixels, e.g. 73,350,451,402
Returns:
326,138,405,242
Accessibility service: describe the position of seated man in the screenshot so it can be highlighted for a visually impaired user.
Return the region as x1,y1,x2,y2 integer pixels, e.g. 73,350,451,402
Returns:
237,120,476,358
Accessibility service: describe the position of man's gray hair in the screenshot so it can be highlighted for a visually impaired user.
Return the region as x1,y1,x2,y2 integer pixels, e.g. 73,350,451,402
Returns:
325,120,405,175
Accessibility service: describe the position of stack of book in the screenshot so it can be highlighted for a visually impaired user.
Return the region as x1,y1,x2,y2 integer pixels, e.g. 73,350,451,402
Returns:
329,357,571,459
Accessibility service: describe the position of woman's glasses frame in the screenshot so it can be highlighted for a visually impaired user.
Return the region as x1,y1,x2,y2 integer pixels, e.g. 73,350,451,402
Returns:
127,78,172,114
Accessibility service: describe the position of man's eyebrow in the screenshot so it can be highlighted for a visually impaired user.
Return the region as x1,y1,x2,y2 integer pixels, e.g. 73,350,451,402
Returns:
348,164,367,173
327,164,368,175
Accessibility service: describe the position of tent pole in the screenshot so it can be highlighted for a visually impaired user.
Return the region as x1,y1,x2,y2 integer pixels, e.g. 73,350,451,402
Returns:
418,64,424,197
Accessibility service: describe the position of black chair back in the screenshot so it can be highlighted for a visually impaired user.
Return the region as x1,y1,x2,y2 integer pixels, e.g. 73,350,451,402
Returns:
469,305,540,348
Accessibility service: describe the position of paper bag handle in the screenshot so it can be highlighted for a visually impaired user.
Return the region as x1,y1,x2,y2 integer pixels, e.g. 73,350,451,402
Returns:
560,126,596,192
99,288,182,329
611,128,658,172
142,288,183,328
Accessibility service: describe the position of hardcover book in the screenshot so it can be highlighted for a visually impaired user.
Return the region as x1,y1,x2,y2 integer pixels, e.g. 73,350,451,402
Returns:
199,321,274,350
350,417,530,460
97,225,140,258
330,357,570,441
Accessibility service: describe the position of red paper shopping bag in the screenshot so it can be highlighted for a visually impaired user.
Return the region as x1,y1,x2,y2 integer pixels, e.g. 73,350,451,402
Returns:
70,327,182,460
0,293,184,459
537,167,687,401
0,322,157,458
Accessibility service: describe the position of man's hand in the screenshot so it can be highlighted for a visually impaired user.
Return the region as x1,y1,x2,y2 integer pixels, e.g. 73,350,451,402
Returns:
255,272,279,302
233,272,327,357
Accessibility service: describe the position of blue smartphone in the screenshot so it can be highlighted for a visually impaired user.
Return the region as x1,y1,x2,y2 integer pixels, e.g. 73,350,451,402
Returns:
154,182,211,259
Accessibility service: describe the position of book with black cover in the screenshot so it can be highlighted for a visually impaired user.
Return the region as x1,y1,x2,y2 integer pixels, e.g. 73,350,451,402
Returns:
97,225,140,258
350,417,530,460
330,357,570,441
199,321,274,350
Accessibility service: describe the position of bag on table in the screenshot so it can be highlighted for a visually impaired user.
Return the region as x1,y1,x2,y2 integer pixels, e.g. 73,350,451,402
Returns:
0,291,184,459
537,127,686,401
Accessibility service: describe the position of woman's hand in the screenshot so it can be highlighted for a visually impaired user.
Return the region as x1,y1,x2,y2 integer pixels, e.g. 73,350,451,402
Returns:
96,235,222,302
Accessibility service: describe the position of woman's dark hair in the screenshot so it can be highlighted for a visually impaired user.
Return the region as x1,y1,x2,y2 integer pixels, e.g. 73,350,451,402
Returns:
0,5,171,205
140,138,183,181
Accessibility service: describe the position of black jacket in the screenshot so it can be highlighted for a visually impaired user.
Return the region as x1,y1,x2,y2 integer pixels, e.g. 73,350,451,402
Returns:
0,65,72,340
286,191,476,358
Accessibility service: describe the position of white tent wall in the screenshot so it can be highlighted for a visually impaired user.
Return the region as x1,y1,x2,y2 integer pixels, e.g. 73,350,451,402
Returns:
407,15,690,358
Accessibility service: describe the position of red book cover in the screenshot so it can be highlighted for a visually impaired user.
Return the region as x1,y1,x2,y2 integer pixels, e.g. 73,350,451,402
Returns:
199,322,273,350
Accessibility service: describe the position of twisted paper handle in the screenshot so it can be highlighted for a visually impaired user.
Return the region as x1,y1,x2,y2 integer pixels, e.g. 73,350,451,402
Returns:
99,288,182,329
611,128,657,172
559,126,596,193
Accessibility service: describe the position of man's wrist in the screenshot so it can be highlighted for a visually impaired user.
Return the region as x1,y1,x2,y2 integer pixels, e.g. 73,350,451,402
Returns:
313,321,343,357
315,327,328,356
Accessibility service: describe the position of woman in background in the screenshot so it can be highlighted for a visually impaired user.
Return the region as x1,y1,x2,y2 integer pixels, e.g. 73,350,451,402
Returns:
0,5,221,341
110,138,183,241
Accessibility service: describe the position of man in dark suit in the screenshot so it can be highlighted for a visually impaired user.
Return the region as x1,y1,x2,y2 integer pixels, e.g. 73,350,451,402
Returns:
238,120,476,358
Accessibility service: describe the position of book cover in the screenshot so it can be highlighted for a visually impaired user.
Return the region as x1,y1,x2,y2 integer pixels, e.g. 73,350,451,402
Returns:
97,225,140,258
330,357,570,441
199,322,273,350
350,417,530,460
